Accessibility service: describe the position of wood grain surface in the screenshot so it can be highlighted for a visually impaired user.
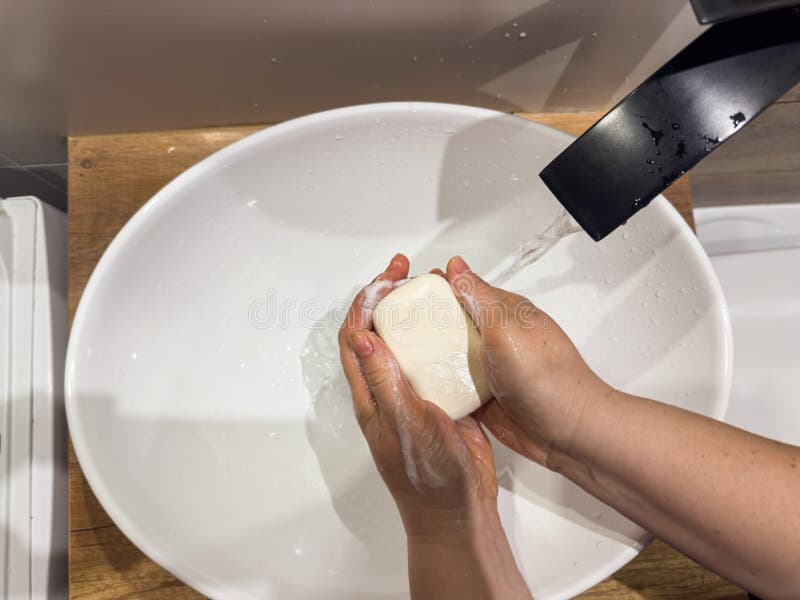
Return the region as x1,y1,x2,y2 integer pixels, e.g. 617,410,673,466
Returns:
68,112,742,599
690,82,800,207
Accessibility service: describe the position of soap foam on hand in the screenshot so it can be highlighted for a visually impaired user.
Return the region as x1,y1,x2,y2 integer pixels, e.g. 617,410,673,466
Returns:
372,274,491,419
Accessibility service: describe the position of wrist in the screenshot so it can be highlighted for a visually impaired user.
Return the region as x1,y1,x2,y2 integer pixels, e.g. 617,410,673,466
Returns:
405,500,532,600
546,378,618,475
402,499,503,543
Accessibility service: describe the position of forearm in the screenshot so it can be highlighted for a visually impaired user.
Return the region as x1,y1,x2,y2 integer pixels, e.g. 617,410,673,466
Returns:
405,503,532,600
549,383,800,599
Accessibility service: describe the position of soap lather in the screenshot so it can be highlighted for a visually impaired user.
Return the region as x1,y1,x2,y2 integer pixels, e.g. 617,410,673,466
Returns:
373,274,491,420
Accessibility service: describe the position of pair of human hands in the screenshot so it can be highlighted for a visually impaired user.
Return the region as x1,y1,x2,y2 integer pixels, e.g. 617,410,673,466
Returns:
339,253,604,534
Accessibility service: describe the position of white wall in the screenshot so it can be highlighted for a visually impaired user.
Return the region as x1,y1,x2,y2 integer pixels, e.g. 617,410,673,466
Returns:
1,0,704,165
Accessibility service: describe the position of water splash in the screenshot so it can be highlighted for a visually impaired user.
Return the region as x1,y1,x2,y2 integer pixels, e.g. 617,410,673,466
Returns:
490,208,582,285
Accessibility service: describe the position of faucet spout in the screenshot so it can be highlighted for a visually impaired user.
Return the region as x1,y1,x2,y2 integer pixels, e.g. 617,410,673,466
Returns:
539,5,800,241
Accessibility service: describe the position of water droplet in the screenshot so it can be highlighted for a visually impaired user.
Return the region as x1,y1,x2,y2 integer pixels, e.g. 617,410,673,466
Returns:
699,133,720,145
518,32,528,39
412,55,418,62
509,173,521,183
641,122,664,146
504,32,510,38
240,362,247,369
622,231,630,240
544,49,550,54
245,199,258,208
305,166,313,174
573,561,582,568
596,541,606,550
131,352,138,360
591,31,598,37
462,179,471,188
271,57,278,63
512,21,519,28
439,56,445,63
671,122,680,130
166,146,175,155
730,111,746,128
335,134,344,141
293,546,303,556
655,289,664,298
693,307,702,315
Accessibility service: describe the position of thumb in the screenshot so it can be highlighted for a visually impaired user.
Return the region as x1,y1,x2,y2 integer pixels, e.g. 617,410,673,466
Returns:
445,256,499,331
348,331,422,420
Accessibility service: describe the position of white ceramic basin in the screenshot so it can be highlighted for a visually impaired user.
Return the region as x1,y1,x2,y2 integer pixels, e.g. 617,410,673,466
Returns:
696,203,800,446
66,103,732,599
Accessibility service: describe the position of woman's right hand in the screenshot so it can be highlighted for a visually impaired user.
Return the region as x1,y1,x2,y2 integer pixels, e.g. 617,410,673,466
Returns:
444,256,612,467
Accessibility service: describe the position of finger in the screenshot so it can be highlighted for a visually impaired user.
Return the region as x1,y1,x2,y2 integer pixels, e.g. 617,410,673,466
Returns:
475,401,546,464
339,254,410,426
349,330,424,422
445,256,497,330
340,253,410,341
341,339,375,428
455,415,490,443
381,252,411,283
429,267,446,277
455,415,493,450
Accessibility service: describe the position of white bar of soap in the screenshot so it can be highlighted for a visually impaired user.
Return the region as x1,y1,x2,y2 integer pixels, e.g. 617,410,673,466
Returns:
373,274,491,419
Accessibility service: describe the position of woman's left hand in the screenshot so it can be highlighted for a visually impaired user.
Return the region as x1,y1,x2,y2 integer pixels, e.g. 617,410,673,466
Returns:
338,254,499,535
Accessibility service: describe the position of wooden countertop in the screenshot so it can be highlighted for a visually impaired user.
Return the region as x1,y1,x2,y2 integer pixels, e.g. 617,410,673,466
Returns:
68,112,742,599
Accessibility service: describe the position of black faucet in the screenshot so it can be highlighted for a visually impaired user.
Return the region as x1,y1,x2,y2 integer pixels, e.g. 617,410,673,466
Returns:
539,0,800,241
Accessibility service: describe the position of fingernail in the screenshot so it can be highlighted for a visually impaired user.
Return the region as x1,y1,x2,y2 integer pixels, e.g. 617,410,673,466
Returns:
349,332,374,360
388,253,403,270
450,255,471,275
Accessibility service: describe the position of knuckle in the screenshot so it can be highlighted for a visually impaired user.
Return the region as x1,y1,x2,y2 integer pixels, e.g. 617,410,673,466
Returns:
364,364,393,390
353,402,376,430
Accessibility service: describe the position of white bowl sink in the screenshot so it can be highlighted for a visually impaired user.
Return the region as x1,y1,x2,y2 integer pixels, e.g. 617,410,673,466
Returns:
66,103,732,600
